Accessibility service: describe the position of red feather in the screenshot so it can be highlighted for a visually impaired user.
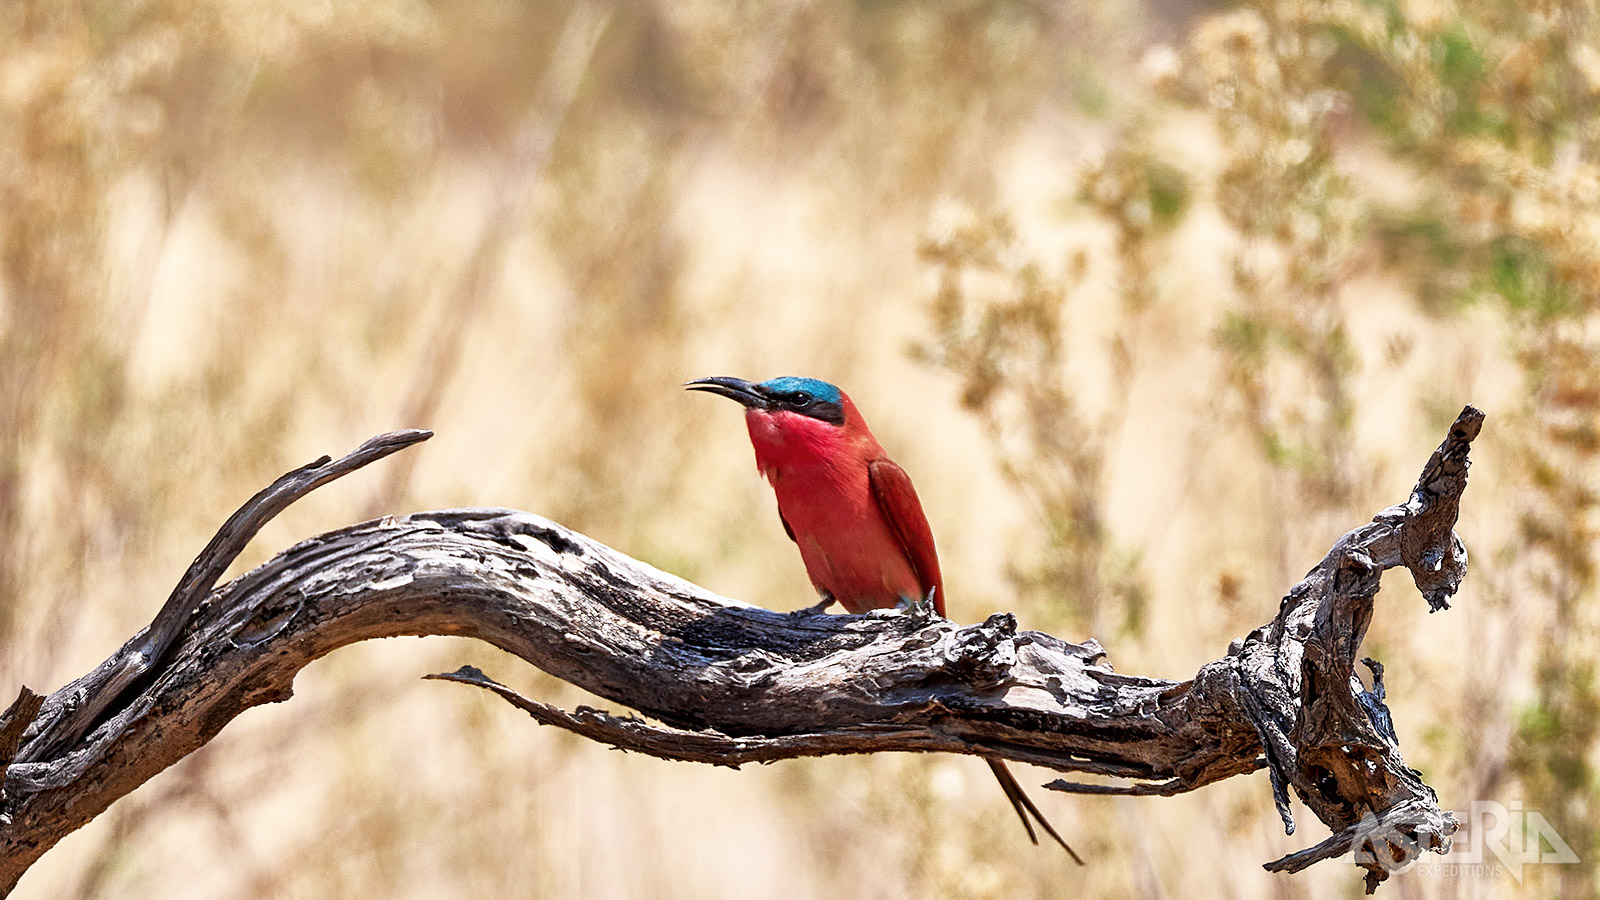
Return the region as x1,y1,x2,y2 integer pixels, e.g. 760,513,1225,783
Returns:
867,458,945,617
705,378,1081,861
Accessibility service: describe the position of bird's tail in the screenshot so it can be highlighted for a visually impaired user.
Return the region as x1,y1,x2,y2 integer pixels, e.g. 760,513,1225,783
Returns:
985,758,1084,865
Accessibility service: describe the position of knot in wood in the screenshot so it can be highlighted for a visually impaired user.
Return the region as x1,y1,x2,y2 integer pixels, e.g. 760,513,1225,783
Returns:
1403,531,1466,612
232,592,306,648
943,613,1018,689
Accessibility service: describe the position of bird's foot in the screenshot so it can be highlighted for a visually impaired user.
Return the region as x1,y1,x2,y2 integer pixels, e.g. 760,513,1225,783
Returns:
789,594,837,617
896,587,941,620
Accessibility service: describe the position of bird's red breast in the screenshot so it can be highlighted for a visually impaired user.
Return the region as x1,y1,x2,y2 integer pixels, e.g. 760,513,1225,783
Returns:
743,392,945,616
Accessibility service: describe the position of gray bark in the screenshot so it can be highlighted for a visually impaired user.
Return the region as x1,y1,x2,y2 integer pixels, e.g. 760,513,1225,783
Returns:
0,407,1483,895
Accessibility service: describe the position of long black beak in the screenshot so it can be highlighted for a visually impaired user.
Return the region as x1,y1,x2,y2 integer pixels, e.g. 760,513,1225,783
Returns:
685,376,769,409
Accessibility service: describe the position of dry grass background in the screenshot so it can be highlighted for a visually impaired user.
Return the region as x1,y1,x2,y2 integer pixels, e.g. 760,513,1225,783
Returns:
2,0,1597,898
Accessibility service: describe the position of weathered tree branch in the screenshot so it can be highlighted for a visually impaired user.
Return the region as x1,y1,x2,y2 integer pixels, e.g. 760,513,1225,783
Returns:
0,408,1482,895
15,429,434,765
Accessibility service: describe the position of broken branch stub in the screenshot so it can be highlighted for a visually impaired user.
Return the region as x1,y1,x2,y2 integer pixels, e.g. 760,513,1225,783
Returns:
1199,406,1481,891
0,407,1482,895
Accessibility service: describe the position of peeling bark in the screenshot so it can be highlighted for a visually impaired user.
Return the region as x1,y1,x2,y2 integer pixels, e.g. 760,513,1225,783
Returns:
0,407,1483,895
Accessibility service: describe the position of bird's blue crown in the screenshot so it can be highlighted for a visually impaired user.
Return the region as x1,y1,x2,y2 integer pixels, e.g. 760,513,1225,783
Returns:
759,376,842,405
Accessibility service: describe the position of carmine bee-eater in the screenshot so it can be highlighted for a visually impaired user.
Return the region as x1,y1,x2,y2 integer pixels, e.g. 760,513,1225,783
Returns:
687,374,1082,862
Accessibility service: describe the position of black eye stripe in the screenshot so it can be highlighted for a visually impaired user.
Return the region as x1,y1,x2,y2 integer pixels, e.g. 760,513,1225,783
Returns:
767,389,843,425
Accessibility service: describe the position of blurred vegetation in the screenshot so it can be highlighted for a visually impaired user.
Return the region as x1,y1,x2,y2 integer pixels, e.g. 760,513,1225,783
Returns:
2,0,1597,898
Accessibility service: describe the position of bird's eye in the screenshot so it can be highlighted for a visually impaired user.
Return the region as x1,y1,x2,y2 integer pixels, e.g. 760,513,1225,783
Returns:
791,391,812,405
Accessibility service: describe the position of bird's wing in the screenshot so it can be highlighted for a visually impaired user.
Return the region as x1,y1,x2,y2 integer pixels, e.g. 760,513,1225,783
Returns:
867,458,945,617
779,510,796,542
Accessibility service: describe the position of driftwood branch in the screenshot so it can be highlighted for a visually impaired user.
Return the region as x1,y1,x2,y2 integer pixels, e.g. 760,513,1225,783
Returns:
0,407,1483,895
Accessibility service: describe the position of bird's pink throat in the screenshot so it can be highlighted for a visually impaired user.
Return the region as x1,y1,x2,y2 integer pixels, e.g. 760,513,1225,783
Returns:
743,408,848,472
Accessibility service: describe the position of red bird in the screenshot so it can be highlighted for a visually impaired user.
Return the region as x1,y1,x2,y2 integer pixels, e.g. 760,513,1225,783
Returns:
687,375,1081,861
